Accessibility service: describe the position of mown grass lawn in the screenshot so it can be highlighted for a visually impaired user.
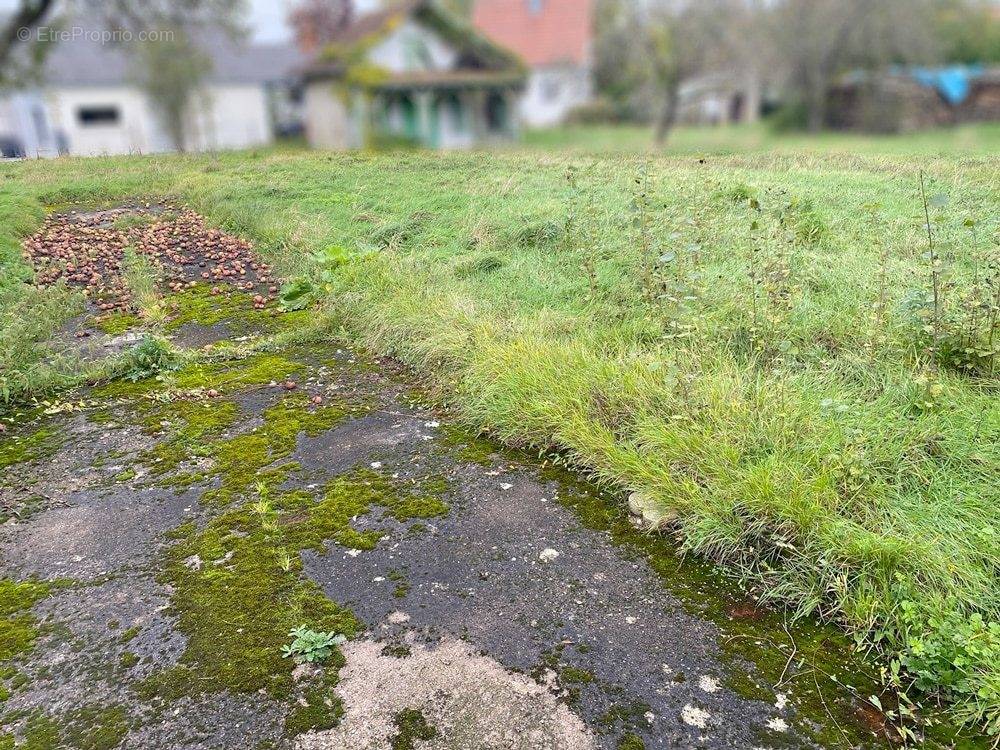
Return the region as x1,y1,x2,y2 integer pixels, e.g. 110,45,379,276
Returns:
1,140,997,735
523,121,1000,156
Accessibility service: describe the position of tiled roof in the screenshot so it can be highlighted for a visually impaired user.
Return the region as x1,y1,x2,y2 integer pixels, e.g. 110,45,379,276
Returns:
41,27,304,87
472,0,592,68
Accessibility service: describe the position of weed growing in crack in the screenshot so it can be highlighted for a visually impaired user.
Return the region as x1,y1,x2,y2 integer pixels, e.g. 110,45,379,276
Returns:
282,627,347,665
118,336,180,383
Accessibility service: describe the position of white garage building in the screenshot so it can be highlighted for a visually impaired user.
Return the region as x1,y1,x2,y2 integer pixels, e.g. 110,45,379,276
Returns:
0,30,303,158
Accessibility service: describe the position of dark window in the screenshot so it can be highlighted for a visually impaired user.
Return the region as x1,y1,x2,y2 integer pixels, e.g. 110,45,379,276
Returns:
485,92,507,132
77,106,120,126
0,137,26,158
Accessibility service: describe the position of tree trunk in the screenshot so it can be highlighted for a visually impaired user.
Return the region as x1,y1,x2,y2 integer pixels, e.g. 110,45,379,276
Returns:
806,89,826,132
805,66,829,133
0,0,55,72
653,84,681,145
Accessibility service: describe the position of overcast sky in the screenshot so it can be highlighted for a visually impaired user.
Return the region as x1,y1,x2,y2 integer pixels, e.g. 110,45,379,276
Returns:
250,0,380,41
0,0,381,44
248,0,291,41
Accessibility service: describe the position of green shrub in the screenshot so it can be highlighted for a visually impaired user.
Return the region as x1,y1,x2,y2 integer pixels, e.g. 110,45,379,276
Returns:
279,278,316,312
767,102,809,132
120,336,180,382
899,603,1000,734
565,98,625,126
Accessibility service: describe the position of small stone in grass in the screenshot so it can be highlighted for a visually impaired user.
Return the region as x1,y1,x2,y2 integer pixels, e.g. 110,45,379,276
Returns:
283,380,297,390
539,548,559,563
311,395,323,405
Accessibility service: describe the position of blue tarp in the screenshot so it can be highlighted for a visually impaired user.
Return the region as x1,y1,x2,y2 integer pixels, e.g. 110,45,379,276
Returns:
908,65,985,105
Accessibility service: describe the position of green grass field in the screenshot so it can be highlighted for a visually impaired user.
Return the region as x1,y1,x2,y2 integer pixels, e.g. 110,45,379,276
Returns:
523,121,1000,156
1,133,998,735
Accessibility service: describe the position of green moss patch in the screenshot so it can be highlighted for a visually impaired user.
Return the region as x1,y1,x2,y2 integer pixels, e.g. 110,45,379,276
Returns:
617,734,646,750
142,468,449,712
0,424,61,473
142,506,359,702
165,284,306,338
11,706,128,750
61,706,129,750
389,708,437,750
138,398,240,479
0,580,52,662
283,668,344,737
93,351,358,501
198,393,354,505
171,353,304,392
95,313,141,336
92,351,305,405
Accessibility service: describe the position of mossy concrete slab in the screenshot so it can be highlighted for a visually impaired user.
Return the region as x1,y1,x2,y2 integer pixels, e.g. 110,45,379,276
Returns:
1,207,981,750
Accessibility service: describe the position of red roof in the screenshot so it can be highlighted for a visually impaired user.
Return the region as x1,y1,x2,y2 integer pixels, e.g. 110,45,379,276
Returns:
472,0,592,68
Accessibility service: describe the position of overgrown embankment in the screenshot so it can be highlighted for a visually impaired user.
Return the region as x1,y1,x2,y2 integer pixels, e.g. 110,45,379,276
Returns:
1,149,997,735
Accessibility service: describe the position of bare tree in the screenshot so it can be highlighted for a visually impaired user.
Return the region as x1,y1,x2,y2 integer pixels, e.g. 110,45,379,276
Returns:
593,0,769,141
288,0,353,55
132,26,212,152
0,0,244,87
769,0,940,131
643,0,764,143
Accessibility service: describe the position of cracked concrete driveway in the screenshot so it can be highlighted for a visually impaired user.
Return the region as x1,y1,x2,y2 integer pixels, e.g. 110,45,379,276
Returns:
0,208,933,750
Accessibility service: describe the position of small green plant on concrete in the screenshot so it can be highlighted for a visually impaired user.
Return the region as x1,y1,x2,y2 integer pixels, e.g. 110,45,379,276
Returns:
120,336,180,382
279,278,316,312
282,627,346,664
280,245,356,311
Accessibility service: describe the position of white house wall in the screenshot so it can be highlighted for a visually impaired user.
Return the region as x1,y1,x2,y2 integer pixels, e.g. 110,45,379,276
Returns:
187,86,273,152
303,83,357,149
367,20,459,74
47,84,274,157
0,92,61,156
48,87,161,156
520,65,592,128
